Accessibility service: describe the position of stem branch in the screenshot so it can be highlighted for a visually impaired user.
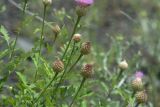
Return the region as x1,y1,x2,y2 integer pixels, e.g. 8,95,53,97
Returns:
33,73,58,104
61,16,81,60
69,78,86,107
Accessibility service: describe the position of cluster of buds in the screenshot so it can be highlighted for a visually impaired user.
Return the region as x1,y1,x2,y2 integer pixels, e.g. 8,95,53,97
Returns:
73,33,81,43
80,41,91,55
135,90,148,104
52,59,64,73
43,0,52,5
118,60,128,70
81,64,93,78
131,71,144,92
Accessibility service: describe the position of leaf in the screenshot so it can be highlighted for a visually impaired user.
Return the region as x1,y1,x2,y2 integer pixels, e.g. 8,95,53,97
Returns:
0,76,8,92
0,49,9,59
0,25,10,46
16,72,27,85
81,100,87,107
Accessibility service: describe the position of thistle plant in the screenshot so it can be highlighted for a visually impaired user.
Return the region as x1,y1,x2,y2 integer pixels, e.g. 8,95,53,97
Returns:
67,41,91,73
61,0,94,59
1,0,157,107
131,71,144,97
34,0,52,80
69,64,93,107
39,0,52,55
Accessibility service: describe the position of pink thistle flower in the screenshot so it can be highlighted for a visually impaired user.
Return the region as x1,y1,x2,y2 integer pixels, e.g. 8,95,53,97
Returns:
75,0,94,7
135,71,144,79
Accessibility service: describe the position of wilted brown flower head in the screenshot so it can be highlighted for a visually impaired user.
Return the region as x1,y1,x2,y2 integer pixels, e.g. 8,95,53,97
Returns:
81,64,93,78
131,78,143,91
80,41,91,55
136,90,148,104
52,59,64,73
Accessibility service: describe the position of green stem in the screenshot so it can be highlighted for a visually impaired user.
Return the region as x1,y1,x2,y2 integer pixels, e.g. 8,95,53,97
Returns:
39,4,47,56
107,69,124,99
53,33,58,44
132,91,136,98
61,16,81,60
33,73,58,105
23,0,28,15
69,78,86,107
10,0,28,60
53,42,76,93
10,32,18,60
67,53,83,73
34,4,47,81
135,103,140,107
116,69,123,81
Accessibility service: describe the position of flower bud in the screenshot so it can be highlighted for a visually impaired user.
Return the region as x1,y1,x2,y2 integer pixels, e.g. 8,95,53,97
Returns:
136,91,147,104
80,41,91,55
118,60,128,70
52,24,61,35
76,6,87,17
73,33,81,43
81,64,93,78
131,78,143,91
43,0,52,5
52,59,64,73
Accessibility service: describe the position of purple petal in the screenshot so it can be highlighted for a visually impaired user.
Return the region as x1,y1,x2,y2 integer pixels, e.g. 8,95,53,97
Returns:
75,0,94,7
135,71,144,78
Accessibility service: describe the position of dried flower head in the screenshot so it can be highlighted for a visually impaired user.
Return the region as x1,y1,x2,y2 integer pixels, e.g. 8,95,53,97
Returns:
80,41,91,55
52,24,61,35
73,33,81,43
136,91,148,104
52,59,64,73
118,60,128,70
43,0,52,5
75,0,94,7
81,64,93,78
131,78,143,91
135,71,144,79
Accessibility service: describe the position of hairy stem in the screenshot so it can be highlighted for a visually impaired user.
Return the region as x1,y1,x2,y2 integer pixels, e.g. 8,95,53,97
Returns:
61,16,81,60
69,78,86,107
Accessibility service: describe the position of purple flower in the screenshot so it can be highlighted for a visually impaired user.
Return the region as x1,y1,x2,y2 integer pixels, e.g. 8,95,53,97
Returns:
75,0,94,7
135,71,144,79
